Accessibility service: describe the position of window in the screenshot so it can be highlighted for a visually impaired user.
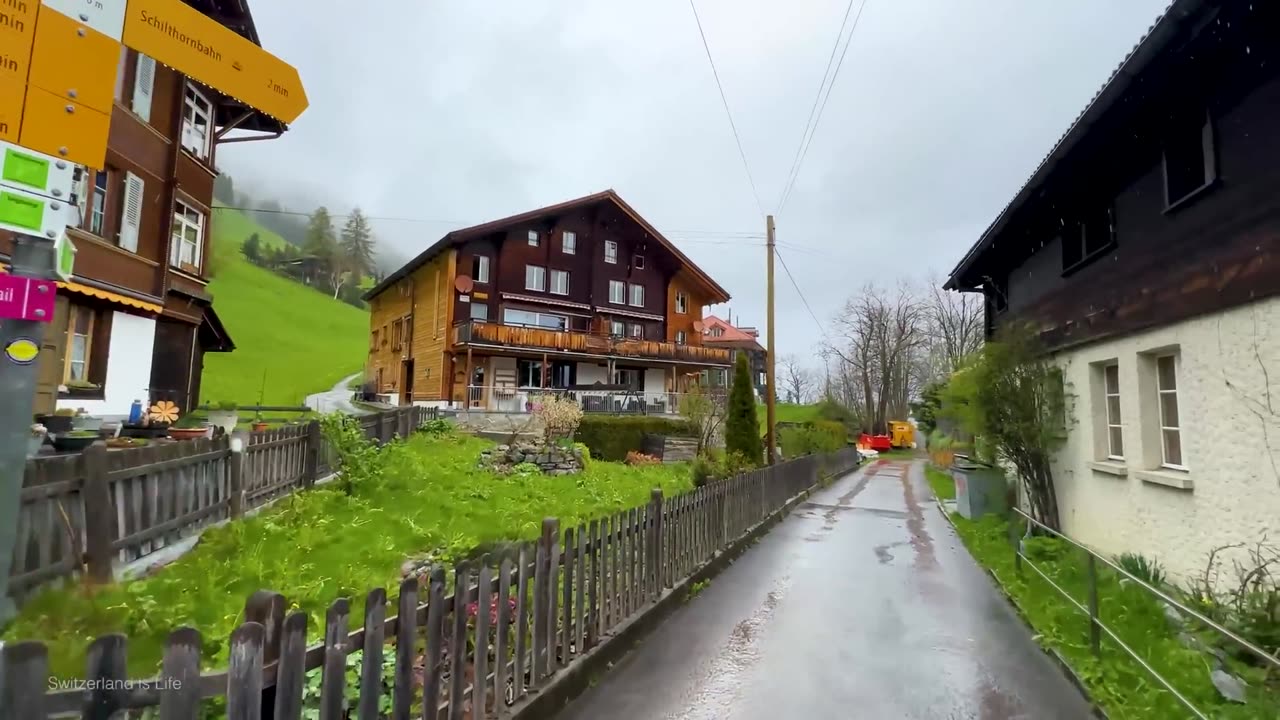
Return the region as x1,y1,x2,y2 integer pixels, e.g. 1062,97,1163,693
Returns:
562,231,576,254
64,305,96,383
613,368,639,388
527,230,540,246
1062,205,1114,272
675,330,687,345
1157,355,1184,468
503,308,566,330
181,85,213,160
391,319,403,351
550,269,569,295
525,264,546,291
608,280,625,304
470,302,488,321
473,256,490,283
628,283,644,307
634,255,645,269
170,200,204,271
1163,109,1216,208
604,240,618,264
630,324,643,339
675,291,688,314
131,54,155,122
610,319,625,336
1102,363,1124,460
89,170,108,236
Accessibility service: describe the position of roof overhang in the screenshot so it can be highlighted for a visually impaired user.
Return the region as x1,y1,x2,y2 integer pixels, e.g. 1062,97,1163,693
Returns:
944,0,1206,291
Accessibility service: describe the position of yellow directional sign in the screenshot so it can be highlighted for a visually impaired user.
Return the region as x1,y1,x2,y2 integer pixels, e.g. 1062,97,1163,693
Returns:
0,76,23,143
19,86,111,168
0,0,38,86
123,0,308,124
28,6,121,114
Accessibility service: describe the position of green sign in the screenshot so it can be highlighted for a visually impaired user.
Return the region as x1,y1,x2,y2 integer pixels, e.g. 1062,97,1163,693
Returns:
1,149,50,192
54,232,76,282
0,191,45,231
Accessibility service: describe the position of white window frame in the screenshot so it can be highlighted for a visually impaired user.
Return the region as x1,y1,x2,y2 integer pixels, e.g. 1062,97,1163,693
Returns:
475,256,490,284
634,255,645,269
525,264,546,292
608,280,625,304
675,291,688,314
629,323,643,339
562,231,576,255
549,269,569,296
610,320,624,336
170,199,204,271
628,283,644,308
470,302,488,321
1156,355,1186,470
604,240,618,264
89,170,108,236
181,84,214,160
1103,363,1124,460
527,230,540,247
675,330,687,345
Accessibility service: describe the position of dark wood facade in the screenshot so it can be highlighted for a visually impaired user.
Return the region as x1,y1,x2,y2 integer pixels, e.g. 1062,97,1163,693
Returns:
947,0,1280,350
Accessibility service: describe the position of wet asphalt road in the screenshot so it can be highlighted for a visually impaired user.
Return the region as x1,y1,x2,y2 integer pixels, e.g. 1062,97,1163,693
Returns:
555,460,1095,720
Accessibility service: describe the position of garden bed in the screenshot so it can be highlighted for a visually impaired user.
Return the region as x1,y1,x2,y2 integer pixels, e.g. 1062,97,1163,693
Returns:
3,431,694,677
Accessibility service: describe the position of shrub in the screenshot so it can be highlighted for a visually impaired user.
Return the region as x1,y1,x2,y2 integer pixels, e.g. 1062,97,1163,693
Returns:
779,421,845,458
1117,552,1168,589
725,353,762,464
689,450,753,487
320,412,384,496
418,418,452,436
576,416,695,461
531,393,582,442
691,455,716,487
625,451,660,466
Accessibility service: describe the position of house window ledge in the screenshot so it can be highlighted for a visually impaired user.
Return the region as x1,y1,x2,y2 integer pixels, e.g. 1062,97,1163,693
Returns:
1088,460,1128,477
1135,468,1194,492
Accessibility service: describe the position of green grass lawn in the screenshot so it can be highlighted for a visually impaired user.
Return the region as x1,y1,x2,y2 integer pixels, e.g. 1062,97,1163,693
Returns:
5,431,694,677
951,514,1280,719
924,464,956,500
201,208,368,405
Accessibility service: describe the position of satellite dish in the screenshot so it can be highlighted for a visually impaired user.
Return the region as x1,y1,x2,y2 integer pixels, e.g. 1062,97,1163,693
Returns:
692,320,704,332
455,275,474,293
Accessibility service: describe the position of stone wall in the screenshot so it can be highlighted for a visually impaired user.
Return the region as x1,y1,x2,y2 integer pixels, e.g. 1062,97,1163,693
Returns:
480,442,586,476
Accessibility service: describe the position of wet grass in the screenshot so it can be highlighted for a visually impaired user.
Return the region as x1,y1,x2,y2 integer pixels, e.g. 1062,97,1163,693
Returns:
924,464,955,501
4,431,693,678
951,514,1280,719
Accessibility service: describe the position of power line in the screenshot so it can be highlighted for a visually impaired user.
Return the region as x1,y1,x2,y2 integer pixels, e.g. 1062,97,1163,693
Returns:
687,0,766,218
775,0,859,213
775,246,827,335
777,0,872,215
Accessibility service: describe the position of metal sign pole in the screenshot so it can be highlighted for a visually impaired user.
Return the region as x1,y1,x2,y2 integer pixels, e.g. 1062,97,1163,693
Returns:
0,235,57,622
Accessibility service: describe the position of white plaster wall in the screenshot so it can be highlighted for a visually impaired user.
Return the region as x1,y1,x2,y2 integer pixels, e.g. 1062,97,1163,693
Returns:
576,362,607,385
1049,296,1280,584
644,368,667,394
56,312,156,418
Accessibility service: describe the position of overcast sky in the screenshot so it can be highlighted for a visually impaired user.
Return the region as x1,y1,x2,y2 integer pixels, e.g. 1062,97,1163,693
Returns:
219,0,1170,369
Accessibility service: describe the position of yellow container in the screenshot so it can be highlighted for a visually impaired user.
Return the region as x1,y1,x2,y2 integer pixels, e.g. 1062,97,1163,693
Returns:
889,421,914,449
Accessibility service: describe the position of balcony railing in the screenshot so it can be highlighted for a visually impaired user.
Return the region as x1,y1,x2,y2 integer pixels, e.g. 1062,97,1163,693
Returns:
463,386,719,415
452,320,731,364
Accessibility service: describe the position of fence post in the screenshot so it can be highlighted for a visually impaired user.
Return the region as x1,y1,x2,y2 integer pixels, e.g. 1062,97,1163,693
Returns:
81,443,114,584
650,489,663,603
1087,554,1101,657
244,590,286,719
304,421,321,486
1008,518,1022,577
229,431,248,519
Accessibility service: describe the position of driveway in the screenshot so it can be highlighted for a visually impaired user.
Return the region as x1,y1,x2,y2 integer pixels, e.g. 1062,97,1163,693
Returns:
554,460,1095,720
303,372,366,415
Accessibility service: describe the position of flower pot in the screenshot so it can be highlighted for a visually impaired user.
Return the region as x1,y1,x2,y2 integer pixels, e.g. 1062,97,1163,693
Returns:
37,414,74,434
252,421,270,432
72,415,104,432
27,435,46,457
52,433,98,453
168,427,209,441
207,410,239,435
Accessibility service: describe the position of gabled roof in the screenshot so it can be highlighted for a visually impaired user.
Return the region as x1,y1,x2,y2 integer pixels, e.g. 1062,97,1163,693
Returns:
702,315,764,352
945,0,1205,290
364,190,732,304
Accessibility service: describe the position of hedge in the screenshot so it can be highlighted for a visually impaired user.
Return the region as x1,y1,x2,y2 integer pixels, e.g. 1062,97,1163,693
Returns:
576,415,696,461
779,420,846,458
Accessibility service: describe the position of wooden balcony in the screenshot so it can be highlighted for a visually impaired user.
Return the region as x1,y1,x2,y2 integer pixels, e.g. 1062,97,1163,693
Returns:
452,321,731,365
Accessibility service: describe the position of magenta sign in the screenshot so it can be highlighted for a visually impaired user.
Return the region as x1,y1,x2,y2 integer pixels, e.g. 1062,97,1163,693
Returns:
0,274,57,323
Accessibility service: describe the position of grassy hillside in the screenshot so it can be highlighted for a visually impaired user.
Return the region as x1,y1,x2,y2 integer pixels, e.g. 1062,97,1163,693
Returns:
757,403,823,428
201,208,368,405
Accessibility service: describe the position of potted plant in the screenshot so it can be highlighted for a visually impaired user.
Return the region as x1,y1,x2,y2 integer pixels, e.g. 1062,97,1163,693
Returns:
52,430,99,453
252,416,270,432
207,401,240,434
71,408,104,433
168,413,210,441
28,423,48,458
36,408,77,435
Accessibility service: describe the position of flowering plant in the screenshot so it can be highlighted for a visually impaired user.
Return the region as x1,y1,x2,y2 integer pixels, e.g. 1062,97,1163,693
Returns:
467,593,519,626
532,394,582,442
30,423,47,438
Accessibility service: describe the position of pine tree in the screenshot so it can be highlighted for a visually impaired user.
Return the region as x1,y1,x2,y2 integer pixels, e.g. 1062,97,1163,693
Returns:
304,206,338,259
340,208,376,278
725,352,762,465
241,233,262,264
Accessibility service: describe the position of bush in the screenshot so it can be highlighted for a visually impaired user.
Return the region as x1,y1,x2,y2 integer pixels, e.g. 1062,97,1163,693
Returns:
625,451,660,466
531,393,582,442
689,450,753,487
779,420,845,458
725,353,762,464
1117,552,1168,589
576,416,695,461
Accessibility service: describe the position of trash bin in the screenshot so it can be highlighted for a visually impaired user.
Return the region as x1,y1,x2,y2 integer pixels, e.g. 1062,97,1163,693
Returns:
953,458,1008,519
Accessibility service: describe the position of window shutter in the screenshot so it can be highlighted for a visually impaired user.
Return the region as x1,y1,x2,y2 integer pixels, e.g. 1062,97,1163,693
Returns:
132,54,155,121
119,172,144,252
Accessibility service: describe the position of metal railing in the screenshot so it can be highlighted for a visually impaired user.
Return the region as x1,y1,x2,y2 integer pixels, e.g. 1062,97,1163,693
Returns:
1010,507,1280,719
462,386,710,415
452,319,732,364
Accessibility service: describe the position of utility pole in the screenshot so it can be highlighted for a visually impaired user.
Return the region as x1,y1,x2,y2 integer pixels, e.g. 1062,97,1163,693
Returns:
765,215,777,465
0,235,59,622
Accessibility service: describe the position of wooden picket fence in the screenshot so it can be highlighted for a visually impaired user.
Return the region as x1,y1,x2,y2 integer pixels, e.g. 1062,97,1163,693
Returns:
10,407,439,602
1,448,861,719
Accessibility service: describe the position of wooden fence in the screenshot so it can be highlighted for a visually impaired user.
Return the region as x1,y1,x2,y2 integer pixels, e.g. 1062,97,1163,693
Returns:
0,447,862,719
9,407,440,602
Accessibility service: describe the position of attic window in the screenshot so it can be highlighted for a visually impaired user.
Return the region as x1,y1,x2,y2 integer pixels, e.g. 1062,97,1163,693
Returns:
1062,205,1115,274
527,230,540,247
634,255,645,269
1163,109,1216,209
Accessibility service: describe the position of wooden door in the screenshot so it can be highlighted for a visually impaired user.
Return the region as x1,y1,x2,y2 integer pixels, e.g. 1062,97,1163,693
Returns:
32,296,70,416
